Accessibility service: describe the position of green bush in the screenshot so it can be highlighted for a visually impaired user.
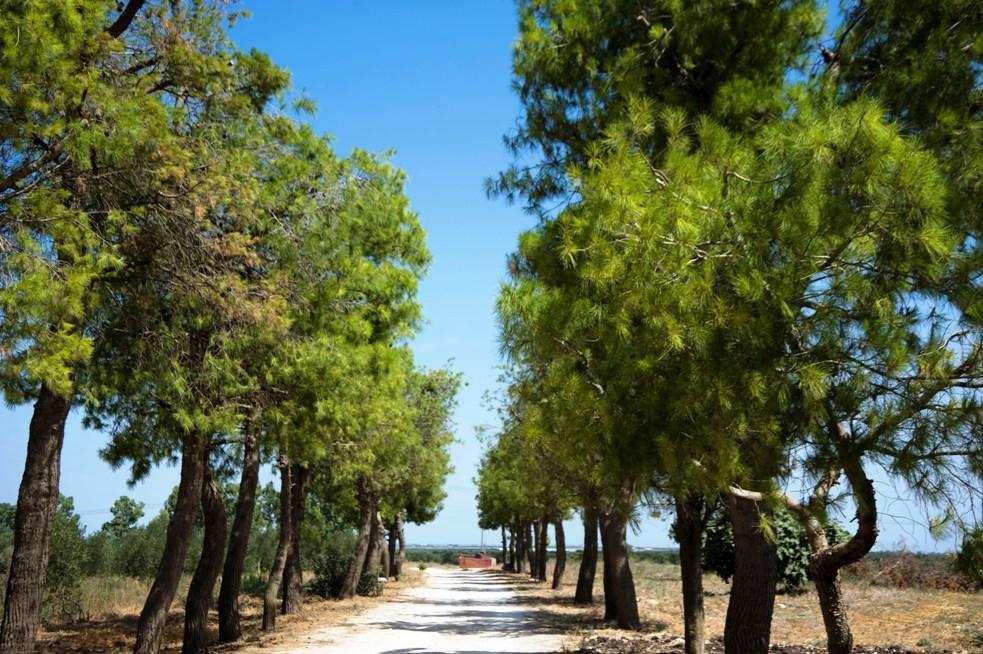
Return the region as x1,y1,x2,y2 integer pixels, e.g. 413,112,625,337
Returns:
357,568,384,597
43,497,87,623
953,528,982,589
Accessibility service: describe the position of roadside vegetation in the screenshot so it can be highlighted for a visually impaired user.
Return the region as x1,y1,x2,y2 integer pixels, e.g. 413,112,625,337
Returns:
478,2,981,654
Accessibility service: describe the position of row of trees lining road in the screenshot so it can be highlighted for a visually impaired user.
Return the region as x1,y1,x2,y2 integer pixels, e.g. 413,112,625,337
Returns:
478,2,981,654
0,2,459,654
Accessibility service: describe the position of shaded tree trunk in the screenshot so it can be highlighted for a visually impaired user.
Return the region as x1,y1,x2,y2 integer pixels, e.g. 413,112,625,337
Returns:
500,525,507,569
132,434,208,654
513,522,525,573
183,464,228,654
217,433,260,643
598,510,640,630
508,525,516,571
363,509,383,575
339,481,374,599
676,495,706,654
395,512,406,578
281,464,308,615
599,513,615,620
525,522,535,576
724,494,776,654
380,517,391,579
262,460,293,631
387,516,399,578
535,518,548,582
0,384,71,654
574,508,598,604
551,517,566,590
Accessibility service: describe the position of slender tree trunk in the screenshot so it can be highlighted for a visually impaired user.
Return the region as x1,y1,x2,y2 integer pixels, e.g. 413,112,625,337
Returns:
339,481,374,599
395,512,406,578
132,434,208,654
537,517,549,582
525,522,535,577
183,465,228,654
262,460,293,631
599,514,615,620
575,508,598,604
0,385,71,654
508,525,516,571
724,494,776,654
676,495,706,654
551,517,566,590
380,517,391,579
217,433,260,643
387,517,399,578
598,511,640,630
281,464,308,615
513,522,525,573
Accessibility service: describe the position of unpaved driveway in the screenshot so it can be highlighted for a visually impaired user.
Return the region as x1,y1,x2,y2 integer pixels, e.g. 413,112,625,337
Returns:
274,567,569,653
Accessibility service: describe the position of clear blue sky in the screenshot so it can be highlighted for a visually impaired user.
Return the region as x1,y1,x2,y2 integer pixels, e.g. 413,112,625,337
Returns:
0,1,963,553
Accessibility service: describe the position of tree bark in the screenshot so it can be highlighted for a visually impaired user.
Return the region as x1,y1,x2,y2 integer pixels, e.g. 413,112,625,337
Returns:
217,433,260,643
676,495,706,654
724,494,776,654
339,481,374,599
551,517,566,590
500,525,507,569
132,434,208,654
387,517,399,578
395,512,406,578
525,522,534,574
262,460,292,631
363,509,383,576
0,384,71,654
535,518,548,582
379,517,391,579
507,525,516,571
183,464,228,654
513,522,525,574
599,514,615,620
281,464,308,615
598,510,640,630
574,508,598,604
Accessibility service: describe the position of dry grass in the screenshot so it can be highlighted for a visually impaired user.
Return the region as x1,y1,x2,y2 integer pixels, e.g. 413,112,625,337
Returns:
37,567,429,654
537,559,983,651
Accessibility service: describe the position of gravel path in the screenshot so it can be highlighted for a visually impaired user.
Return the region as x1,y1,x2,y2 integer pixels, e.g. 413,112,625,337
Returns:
274,567,569,654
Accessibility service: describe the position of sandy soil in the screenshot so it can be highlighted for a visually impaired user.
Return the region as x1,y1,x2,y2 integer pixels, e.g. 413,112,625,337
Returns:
266,567,571,654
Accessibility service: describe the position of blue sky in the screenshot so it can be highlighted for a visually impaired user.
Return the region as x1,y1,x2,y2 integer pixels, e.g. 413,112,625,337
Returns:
0,1,965,553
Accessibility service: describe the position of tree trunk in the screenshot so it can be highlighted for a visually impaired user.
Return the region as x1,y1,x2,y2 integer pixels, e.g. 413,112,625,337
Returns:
387,517,399,578
524,522,539,577
262,460,293,631
551,517,566,590
281,464,308,615
395,512,406,578
500,525,507,568
575,508,598,604
513,522,525,573
676,495,706,654
380,517,391,579
183,465,228,654
599,513,615,620
132,434,208,654
363,509,383,576
0,384,71,654
538,518,549,582
724,494,776,654
508,525,516,571
217,434,260,643
598,511,640,630
339,481,374,599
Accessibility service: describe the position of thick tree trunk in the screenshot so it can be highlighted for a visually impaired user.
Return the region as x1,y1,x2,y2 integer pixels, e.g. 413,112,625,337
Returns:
339,481,374,599
281,464,308,615
676,495,706,654
363,509,383,576
535,518,548,582
183,465,228,654
574,508,598,604
501,525,507,568
724,494,776,654
262,460,293,631
551,517,566,590
217,434,260,643
598,511,640,630
132,434,208,654
599,514,615,620
0,385,71,654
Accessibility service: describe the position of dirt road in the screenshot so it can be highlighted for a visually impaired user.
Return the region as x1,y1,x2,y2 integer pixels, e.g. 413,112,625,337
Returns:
273,567,569,654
